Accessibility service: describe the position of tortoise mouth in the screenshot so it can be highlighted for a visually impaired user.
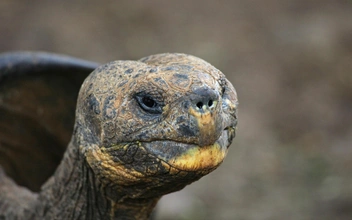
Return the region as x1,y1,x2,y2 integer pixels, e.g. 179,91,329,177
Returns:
142,128,234,172
92,127,235,188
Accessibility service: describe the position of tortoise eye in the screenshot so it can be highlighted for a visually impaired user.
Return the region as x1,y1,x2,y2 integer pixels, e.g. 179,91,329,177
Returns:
142,96,156,108
135,93,163,114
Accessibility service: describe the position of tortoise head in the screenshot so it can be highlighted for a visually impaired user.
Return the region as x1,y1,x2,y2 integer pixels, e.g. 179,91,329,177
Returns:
75,53,238,199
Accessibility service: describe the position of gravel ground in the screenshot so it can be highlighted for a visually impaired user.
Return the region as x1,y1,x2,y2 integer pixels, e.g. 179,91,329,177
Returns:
1,0,352,219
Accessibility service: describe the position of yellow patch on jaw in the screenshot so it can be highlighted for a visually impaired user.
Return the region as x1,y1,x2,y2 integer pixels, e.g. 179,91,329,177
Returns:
167,143,227,171
85,144,145,186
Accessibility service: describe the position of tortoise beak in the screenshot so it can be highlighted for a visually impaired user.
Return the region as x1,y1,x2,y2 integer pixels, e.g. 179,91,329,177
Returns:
188,103,223,147
187,87,223,147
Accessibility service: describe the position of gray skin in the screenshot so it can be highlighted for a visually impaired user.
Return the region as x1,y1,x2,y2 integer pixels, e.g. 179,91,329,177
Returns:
0,52,238,220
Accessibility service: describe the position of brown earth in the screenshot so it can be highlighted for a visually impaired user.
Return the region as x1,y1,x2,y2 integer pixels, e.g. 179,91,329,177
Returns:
1,0,352,219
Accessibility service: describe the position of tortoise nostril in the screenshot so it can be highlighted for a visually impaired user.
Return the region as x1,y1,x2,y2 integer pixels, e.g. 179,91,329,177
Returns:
196,102,204,109
195,100,215,110
208,100,213,108
191,87,219,112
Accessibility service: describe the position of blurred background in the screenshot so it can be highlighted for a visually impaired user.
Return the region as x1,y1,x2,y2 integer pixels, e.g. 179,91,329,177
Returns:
1,0,352,219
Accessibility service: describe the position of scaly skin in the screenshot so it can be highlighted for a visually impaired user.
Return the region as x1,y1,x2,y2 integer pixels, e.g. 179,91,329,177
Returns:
0,53,238,219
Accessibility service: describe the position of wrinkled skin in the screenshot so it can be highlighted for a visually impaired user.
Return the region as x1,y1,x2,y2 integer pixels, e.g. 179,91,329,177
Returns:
0,53,238,220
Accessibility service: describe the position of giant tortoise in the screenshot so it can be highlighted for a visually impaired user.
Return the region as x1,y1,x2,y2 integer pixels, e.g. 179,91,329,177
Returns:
0,52,238,219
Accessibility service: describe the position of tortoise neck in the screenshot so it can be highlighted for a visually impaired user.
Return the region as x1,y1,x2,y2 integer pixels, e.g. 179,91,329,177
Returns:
36,140,158,220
